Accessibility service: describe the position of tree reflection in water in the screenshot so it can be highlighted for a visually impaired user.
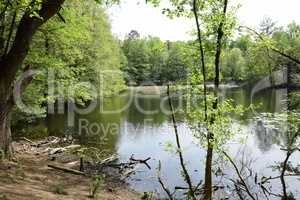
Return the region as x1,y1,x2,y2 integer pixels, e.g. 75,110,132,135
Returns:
223,111,300,200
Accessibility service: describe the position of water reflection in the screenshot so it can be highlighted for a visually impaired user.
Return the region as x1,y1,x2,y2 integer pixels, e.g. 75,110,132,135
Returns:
13,86,299,199
223,112,300,199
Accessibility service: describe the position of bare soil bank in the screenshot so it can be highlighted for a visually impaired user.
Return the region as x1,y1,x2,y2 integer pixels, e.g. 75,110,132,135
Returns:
0,140,140,200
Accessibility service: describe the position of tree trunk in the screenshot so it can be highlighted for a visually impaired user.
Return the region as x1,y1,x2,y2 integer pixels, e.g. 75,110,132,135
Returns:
280,151,292,200
0,75,13,156
204,1,228,199
203,144,213,200
0,0,65,157
192,0,208,121
0,112,12,156
0,95,13,157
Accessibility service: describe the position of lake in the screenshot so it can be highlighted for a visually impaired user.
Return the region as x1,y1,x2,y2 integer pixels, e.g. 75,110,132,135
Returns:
18,85,300,199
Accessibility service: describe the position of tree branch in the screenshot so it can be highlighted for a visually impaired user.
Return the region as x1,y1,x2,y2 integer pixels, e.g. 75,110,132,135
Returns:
240,26,300,65
157,160,174,200
3,11,17,56
0,0,65,89
223,151,256,200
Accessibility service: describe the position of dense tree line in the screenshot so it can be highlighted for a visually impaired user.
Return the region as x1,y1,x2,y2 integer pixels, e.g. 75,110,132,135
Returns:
121,31,192,85
121,21,300,85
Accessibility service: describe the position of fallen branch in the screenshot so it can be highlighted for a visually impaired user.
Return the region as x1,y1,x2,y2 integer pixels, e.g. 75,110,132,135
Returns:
20,137,37,146
174,180,203,192
123,165,139,178
99,154,118,165
48,145,81,156
260,173,300,184
36,136,63,147
48,164,85,176
130,155,151,169
84,155,151,179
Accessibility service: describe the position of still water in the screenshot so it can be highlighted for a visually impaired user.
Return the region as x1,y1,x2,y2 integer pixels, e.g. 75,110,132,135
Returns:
19,86,300,199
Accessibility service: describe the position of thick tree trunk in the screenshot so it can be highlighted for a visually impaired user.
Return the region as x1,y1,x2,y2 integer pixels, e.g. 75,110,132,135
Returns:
0,109,12,157
0,76,13,156
0,0,65,157
0,89,13,157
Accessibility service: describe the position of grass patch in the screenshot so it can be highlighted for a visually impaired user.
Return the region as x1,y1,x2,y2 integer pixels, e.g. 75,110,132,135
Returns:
89,175,104,199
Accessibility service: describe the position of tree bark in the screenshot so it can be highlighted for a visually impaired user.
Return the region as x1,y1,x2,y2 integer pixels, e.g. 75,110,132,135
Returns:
0,0,65,156
0,115,12,156
203,145,213,200
0,98,13,157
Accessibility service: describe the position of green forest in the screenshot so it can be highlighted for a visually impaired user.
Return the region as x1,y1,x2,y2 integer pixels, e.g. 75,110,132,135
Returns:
122,22,300,84
0,0,299,200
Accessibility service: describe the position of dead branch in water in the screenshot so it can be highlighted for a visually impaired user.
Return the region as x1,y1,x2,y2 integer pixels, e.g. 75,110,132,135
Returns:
157,160,174,200
260,173,300,184
174,180,203,192
129,155,151,169
223,151,256,200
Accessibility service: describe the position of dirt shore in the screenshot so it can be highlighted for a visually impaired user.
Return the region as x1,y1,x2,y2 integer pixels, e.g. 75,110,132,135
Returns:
0,140,141,200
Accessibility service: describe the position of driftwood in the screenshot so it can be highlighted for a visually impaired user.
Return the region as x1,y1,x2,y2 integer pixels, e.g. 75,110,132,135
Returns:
19,136,76,149
20,137,37,146
260,173,300,185
129,155,151,169
37,137,61,147
100,155,151,169
48,145,81,156
82,154,151,180
174,180,204,193
122,165,139,178
99,154,118,165
48,164,85,176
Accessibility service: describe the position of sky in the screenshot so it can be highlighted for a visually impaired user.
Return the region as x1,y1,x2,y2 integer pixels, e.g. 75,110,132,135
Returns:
108,0,300,41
